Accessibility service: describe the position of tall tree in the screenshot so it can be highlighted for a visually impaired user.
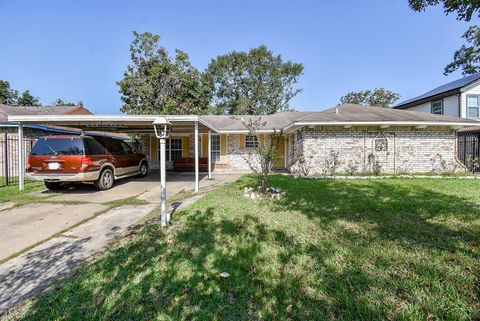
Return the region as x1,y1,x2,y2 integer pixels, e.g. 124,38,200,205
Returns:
444,25,480,75
17,90,41,106
0,80,19,105
408,0,480,75
204,45,304,115
408,0,479,21
117,31,211,115
54,98,77,106
340,88,400,107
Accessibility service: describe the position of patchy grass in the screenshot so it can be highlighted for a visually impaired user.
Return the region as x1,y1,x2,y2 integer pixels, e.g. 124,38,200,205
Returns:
5,175,480,320
0,182,45,206
104,195,150,209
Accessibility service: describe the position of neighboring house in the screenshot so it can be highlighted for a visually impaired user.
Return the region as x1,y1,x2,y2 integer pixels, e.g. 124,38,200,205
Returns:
394,73,480,119
139,104,480,174
0,104,93,137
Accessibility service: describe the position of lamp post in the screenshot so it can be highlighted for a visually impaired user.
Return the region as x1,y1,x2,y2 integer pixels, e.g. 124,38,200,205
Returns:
153,118,171,227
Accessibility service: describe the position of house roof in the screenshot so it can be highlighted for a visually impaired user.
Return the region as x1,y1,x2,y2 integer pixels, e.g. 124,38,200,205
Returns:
294,104,478,124
0,104,92,123
202,104,480,132
201,112,313,132
394,73,480,109
8,104,480,133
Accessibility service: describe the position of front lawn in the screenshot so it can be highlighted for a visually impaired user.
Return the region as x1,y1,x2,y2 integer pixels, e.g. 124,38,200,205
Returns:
6,176,480,320
0,181,44,206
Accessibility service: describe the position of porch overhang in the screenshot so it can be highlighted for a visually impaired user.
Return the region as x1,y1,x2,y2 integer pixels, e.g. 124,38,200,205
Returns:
7,113,216,228
7,114,218,134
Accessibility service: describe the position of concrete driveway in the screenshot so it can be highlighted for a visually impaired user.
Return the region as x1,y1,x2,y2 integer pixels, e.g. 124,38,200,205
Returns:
0,169,246,312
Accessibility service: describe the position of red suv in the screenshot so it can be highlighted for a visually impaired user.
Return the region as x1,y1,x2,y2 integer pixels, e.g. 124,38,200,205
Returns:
27,135,148,190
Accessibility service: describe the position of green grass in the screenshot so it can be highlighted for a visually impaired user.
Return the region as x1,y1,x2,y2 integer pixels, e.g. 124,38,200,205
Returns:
5,176,480,321
104,195,150,209
0,181,44,206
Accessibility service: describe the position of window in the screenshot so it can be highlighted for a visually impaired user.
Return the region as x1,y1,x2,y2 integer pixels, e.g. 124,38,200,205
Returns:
211,135,220,162
30,137,85,156
245,135,259,148
158,138,183,162
84,138,106,155
431,99,443,115
467,95,480,118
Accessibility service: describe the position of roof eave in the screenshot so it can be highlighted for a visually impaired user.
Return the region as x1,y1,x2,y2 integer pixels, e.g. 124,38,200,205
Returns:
294,120,480,127
394,89,461,109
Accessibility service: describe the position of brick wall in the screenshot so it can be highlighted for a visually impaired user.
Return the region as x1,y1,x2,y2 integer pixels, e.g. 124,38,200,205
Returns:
300,126,463,174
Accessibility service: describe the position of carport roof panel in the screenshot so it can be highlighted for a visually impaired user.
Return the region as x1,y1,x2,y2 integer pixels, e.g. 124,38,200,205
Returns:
7,114,216,133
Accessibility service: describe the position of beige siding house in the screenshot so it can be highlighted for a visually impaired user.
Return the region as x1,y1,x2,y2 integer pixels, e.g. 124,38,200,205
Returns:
394,73,480,120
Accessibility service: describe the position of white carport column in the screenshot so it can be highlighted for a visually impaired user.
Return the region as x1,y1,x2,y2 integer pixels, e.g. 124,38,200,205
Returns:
159,137,168,227
194,121,199,192
18,122,25,191
207,130,212,179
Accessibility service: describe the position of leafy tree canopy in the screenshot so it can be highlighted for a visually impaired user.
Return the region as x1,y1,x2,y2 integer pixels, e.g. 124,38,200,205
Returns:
340,88,400,108
444,25,480,75
408,0,480,75
0,80,19,105
117,31,211,115
54,98,79,106
16,90,41,106
204,45,304,115
408,0,480,21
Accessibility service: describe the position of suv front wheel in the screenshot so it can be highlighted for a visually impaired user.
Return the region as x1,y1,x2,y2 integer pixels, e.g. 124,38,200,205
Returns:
95,168,114,190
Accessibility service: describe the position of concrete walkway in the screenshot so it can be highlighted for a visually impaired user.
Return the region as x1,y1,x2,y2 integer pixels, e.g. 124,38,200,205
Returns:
0,170,245,313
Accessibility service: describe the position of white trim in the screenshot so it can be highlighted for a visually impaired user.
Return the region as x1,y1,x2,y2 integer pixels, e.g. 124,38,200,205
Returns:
460,79,480,92
293,121,480,127
216,129,278,134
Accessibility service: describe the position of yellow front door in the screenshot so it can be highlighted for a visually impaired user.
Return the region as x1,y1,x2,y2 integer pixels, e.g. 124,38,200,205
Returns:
273,136,285,169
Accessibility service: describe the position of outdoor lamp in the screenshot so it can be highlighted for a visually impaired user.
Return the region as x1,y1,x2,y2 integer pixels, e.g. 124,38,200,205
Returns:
153,117,171,139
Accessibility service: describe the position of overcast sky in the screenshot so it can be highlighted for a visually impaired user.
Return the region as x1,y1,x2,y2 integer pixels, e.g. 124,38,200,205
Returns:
0,0,476,113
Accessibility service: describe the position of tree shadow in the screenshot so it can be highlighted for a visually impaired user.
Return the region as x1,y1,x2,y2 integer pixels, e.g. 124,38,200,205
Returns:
10,176,480,320
270,176,480,257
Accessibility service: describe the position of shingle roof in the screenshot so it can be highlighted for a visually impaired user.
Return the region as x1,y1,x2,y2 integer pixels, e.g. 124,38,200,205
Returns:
394,73,480,109
0,105,92,123
295,104,479,124
200,104,479,132
201,111,313,131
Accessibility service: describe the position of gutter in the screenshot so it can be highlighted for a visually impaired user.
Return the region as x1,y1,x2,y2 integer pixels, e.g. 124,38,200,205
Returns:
394,89,461,109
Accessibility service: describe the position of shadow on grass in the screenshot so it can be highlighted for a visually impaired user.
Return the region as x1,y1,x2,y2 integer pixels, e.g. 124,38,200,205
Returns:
269,176,480,257
10,175,480,320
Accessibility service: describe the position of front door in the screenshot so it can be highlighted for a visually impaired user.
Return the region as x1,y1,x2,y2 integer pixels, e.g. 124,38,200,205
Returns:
273,136,286,169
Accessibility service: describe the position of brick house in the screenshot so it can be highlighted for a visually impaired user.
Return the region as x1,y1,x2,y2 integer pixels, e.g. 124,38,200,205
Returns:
140,104,480,174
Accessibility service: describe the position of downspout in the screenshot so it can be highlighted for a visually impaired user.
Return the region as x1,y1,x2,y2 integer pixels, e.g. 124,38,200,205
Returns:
457,93,461,117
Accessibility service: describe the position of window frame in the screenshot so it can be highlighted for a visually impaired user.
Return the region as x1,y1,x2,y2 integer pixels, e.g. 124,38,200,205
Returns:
466,94,480,118
431,99,444,115
158,138,183,162
245,134,259,149
210,134,221,162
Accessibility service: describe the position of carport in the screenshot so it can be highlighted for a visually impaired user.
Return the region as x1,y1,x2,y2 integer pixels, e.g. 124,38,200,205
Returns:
7,114,219,227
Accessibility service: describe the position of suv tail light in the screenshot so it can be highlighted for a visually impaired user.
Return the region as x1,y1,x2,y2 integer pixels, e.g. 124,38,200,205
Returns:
80,156,94,168
26,156,32,170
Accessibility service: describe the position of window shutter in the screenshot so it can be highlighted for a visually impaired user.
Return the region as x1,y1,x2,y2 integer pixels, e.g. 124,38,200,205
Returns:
202,134,208,157
259,134,265,147
150,135,158,161
182,136,189,158
239,134,245,149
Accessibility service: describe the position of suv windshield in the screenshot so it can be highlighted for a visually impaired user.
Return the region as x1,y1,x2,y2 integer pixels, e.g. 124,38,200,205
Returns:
30,137,86,156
